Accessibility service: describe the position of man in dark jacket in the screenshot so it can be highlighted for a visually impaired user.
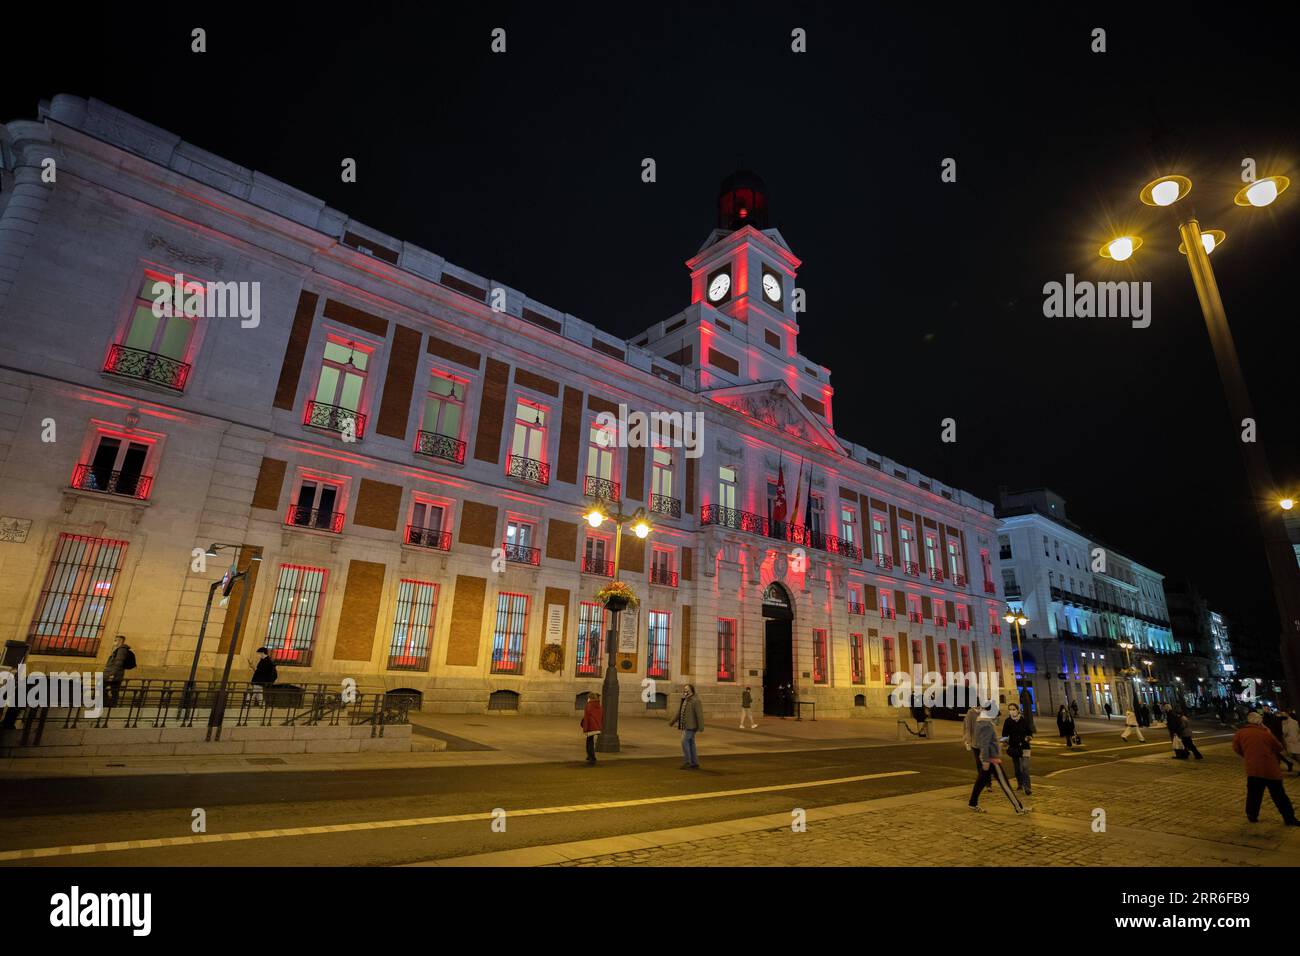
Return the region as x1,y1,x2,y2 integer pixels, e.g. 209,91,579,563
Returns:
969,712,1028,814
740,686,758,729
669,684,705,769
102,634,135,707
1001,703,1034,796
249,646,277,706
1232,713,1300,825
1169,709,1203,759
1261,708,1296,771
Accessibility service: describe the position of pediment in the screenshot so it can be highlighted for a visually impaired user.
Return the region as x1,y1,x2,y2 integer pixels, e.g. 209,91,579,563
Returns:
705,381,841,453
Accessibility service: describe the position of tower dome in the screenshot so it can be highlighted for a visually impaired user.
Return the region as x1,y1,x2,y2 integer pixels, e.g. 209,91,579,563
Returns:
717,169,769,231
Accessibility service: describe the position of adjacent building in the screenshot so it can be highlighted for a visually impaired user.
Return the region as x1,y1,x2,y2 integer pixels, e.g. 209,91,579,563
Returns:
0,96,1014,719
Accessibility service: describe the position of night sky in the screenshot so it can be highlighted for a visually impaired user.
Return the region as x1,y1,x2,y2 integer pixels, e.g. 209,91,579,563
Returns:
7,3,1298,650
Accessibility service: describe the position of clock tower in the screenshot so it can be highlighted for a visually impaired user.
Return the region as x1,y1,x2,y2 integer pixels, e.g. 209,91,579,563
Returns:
634,170,834,432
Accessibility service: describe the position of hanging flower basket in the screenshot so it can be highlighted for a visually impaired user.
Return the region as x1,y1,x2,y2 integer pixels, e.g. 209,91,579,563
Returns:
596,580,639,612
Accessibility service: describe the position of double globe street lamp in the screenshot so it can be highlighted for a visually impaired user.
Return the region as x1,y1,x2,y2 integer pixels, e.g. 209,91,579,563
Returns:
1004,607,1029,708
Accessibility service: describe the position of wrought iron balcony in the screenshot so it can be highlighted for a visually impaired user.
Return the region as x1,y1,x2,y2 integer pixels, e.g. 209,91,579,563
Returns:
71,464,153,500
405,524,452,551
880,608,897,620
983,580,997,594
875,553,893,570
953,573,967,588
285,504,345,533
700,504,768,535
957,620,970,631
582,555,615,576
584,476,620,501
650,565,679,587
903,561,920,576
928,568,945,582
935,617,948,628
908,611,923,623
304,400,367,439
990,624,1002,635
507,455,549,485
414,430,466,463
650,494,682,518
103,344,191,391
847,602,865,615
504,542,541,566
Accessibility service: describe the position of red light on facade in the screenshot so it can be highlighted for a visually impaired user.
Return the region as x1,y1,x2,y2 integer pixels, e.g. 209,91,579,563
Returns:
738,207,748,218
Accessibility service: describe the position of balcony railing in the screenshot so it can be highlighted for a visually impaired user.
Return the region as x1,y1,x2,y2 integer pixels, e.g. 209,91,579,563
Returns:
414,431,466,464
304,400,366,439
903,561,920,576
957,620,970,631
582,555,615,576
928,568,945,582
504,542,541,566
650,494,682,518
584,476,620,501
880,608,897,620
983,580,997,594
701,504,768,534
935,617,948,628
507,455,549,485
285,504,346,533
71,464,153,500
953,574,967,588
405,524,452,551
650,566,679,588
875,553,893,570
698,507,861,561
103,344,191,392
847,602,865,615
1004,585,1022,598
990,624,1002,635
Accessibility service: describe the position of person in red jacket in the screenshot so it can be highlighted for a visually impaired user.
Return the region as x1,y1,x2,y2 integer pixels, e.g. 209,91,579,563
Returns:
580,692,604,765
1231,712,1300,826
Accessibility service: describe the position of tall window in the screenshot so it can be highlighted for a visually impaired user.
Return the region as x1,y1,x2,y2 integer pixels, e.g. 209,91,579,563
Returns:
947,539,963,580
808,494,825,533
74,432,154,499
847,583,865,614
421,374,465,439
812,629,828,684
28,533,129,656
311,339,369,436
956,604,970,630
960,644,972,674
586,420,618,491
576,602,606,677
505,519,538,563
900,525,917,567
871,513,891,562
717,466,738,511
972,643,982,676
980,549,993,588
937,641,949,675
107,272,198,390
850,633,865,684
924,530,941,575
289,477,344,531
389,580,437,670
906,594,922,623
651,447,675,506
911,639,923,666
647,611,671,679
511,400,547,462
882,637,897,681
491,592,529,674
264,565,327,665
878,588,895,619
717,618,737,681
583,534,611,574
651,546,676,586
993,648,1003,680
840,504,858,548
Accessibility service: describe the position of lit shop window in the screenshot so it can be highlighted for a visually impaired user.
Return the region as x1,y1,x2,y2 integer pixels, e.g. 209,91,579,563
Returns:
415,373,467,462
508,401,549,484
576,602,607,677
306,338,369,439
491,592,529,674
388,580,438,671
717,618,737,682
647,611,671,679
103,272,198,391
264,564,328,666
27,533,129,657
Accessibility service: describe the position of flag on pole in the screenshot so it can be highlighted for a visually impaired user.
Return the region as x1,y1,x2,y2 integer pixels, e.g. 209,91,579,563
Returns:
804,463,815,530
789,456,805,529
773,453,787,524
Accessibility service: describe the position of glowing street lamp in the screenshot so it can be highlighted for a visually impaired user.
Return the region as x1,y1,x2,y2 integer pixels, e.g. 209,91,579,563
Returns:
1003,607,1029,708
1281,498,1295,511
1233,175,1290,207
1139,174,1192,207
1099,236,1142,261
1177,229,1226,256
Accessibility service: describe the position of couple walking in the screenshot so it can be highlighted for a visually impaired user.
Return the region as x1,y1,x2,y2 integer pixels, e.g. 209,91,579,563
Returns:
964,702,1032,814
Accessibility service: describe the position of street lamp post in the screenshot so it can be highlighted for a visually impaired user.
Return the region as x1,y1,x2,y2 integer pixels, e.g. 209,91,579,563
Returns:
1004,607,1029,710
582,500,653,754
184,542,262,721
1117,641,1139,713
1101,173,1300,707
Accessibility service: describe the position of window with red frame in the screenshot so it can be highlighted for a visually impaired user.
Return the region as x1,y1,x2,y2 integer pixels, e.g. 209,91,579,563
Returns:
960,644,972,674
584,419,619,499
847,583,865,614
72,430,155,500
288,476,345,532
491,592,529,674
388,579,437,670
878,588,895,619
308,338,370,438
27,533,129,657
105,272,199,391
509,400,549,483
576,601,606,677
906,593,922,623
937,641,949,675
993,648,1003,680
850,633,865,684
264,564,327,666
717,618,737,681
647,610,671,679
972,643,983,676
911,639,923,667
956,604,970,630
882,637,897,682
812,629,829,684
988,606,1002,634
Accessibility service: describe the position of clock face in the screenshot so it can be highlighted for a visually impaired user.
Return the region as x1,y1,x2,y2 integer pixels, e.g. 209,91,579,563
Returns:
762,273,781,303
708,272,731,302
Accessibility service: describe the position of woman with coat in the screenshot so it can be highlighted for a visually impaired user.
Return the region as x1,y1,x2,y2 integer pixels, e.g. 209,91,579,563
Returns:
1056,704,1076,750
580,692,603,764
1001,702,1034,795
1283,710,1300,773
1121,707,1146,742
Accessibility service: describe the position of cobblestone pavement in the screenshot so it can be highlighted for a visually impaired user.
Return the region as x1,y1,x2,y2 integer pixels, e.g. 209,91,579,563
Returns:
556,742,1300,866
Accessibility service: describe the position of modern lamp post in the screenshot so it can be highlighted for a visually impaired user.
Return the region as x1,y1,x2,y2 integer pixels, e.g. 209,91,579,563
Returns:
204,542,263,740
1003,607,1029,709
1100,172,1300,707
183,542,262,720
582,499,653,753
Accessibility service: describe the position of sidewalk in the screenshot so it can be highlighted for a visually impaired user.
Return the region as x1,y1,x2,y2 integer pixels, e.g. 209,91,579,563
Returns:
422,739,1300,867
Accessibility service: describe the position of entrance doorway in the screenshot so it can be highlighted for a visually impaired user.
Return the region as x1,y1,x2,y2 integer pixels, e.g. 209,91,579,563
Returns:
762,583,794,717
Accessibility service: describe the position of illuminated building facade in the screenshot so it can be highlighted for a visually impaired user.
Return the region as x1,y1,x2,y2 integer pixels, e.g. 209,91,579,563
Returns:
0,96,1012,717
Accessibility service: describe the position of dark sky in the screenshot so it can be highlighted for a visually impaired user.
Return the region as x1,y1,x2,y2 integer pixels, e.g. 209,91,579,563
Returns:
7,3,1298,646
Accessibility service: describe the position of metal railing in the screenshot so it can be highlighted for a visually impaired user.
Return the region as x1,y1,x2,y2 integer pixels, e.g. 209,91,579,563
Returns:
507,455,549,485
286,504,346,533
903,561,920,576
847,602,865,615
650,566,678,587
875,553,893,570
700,504,768,534
983,580,997,594
103,344,192,391
303,400,367,438
414,430,466,463
583,476,620,501
504,542,541,565
928,568,945,582
405,524,452,551
700,506,860,560
71,464,153,500
582,555,614,576
650,494,681,518
953,574,967,587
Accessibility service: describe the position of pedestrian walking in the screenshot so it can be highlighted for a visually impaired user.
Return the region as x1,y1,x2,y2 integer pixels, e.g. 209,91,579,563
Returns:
1056,704,1077,750
1104,701,1113,720
669,683,704,769
1231,713,1300,826
102,634,136,707
1283,710,1300,773
739,685,758,729
969,710,1028,814
1137,702,1150,727
1121,708,1146,743
1001,702,1033,796
1169,709,1202,759
580,692,603,764
1069,699,1079,718
248,646,277,706
1260,708,1296,771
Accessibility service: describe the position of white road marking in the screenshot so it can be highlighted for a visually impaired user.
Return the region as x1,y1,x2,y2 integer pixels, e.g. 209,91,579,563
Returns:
0,769,919,862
